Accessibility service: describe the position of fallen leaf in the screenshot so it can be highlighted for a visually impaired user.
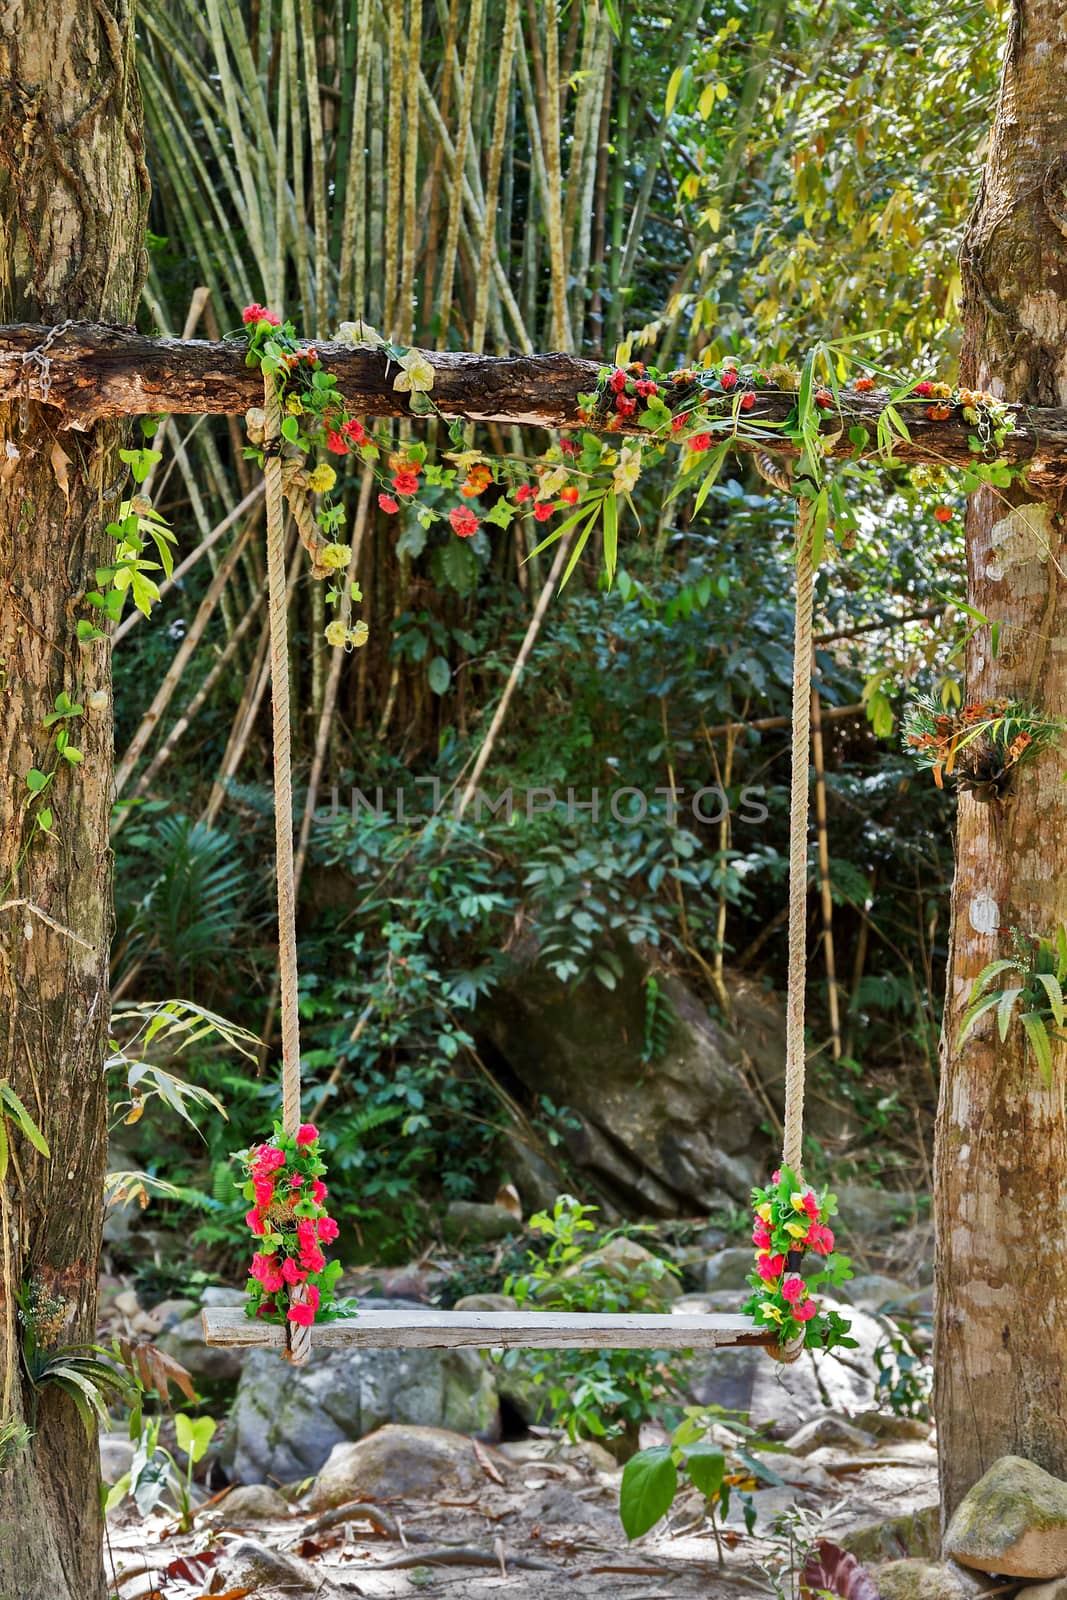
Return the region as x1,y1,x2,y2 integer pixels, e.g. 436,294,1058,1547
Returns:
50,439,72,507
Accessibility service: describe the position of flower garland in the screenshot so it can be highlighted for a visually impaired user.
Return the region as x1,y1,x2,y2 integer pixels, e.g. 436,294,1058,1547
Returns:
238,1120,344,1328
742,1167,854,1349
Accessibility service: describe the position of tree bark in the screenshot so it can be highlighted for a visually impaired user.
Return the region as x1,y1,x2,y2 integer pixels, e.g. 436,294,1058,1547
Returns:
936,0,1067,1522
0,4,147,1598
5,323,1067,487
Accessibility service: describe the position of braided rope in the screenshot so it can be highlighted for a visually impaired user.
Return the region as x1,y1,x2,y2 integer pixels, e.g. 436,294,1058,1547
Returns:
262,374,311,1365
781,500,815,1178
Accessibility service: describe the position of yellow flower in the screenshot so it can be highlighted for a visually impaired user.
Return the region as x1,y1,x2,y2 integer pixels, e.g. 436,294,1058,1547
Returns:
444,449,486,473
325,619,348,648
320,542,351,571
536,465,570,502
336,319,383,348
348,620,370,649
790,1191,808,1212
286,395,305,416
761,1301,784,1323
756,1203,773,1223
393,348,436,394
613,445,642,496
784,1221,808,1239
307,464,337,494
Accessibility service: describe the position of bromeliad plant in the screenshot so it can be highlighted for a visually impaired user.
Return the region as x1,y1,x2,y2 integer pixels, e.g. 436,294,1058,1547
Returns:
902,694,1063,794
958,925,1067,1083
743,1168,854,1349
238,1120,344,1329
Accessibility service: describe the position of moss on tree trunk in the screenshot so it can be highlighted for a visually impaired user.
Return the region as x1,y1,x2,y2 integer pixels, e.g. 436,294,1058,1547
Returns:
0,3,146,1596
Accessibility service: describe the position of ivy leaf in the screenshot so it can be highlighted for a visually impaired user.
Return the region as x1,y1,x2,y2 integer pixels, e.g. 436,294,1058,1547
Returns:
619,1446,677,1540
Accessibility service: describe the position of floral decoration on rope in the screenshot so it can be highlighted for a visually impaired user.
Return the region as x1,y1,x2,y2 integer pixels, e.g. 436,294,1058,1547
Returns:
742,1167,854,1349
238,1121,344,1328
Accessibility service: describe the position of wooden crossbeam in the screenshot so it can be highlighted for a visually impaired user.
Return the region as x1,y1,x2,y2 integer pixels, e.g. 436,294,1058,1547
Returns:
202,1306,773,1351
4,321,1067,488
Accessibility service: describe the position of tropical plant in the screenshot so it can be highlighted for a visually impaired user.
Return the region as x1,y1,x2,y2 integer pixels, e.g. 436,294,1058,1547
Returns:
957,925,1067,1082
902,694,1062,793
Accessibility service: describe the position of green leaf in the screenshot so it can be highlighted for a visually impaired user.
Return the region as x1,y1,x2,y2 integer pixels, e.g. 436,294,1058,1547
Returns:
619,1446,678,1540
603,492,619,584
0,1087,50,1158
957,989,1006,1047
997,987,1022,1042
1021,1012,1054,1084
37,807,53,833
281,415,300,443
685,1446,725,1499
427,656,451,696
1033,972,1066,1028
665,64,684,116
25,769,49,793
174,1412,215,1465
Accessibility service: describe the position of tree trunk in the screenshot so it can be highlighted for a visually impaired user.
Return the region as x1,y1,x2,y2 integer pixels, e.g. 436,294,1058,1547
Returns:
0,5,146,1597
936,0,1067,1522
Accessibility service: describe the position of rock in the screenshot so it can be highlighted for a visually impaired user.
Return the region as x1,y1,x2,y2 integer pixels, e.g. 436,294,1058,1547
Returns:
133,1296,197,1336
200,1287,247,1307
160,1312,247,1384
855,1411,932,1442
222,1342,500,1484
443,1201,524,1245
756,1451,832,1491
945,1456,1067,1579
689,1299,880,1435
530,1484,616,1527
111,1288,141,1318
214,1537,347,1598
542,1235,683,1308
874,1559,976,1600
478,944,769,1218
844,1504,941,1565
840,1274,917,1314
1017,1579,1067,1600
702,1248,756,1297
310,1424,504,1510
694,1224,731,1252
454,1293,518,1313
100,1432,135,1486
500,1133,561,1217
784,1414,877,1456
835,1183,922,1241
217,1484,291,1523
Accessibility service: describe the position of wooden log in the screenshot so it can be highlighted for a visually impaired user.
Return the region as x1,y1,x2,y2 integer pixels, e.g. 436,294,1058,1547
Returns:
4,322,1067,488
202,1305,773,1351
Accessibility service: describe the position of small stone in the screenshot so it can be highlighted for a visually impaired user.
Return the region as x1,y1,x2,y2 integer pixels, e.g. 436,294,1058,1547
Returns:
840,1274,917,1314
454,1293,518,1313
785,1414,876,1456
135,1297,197,1335
309,1425,506,1511
945,1456,1067,1579
874,1559,974,1600
99,1432,135,1486
200,1286,246,1307
111,1288,140,1317
855,1410,932,1442
702,1247,756,1296
844,1504,941,1566
218,1484,291,1523
1017,1579,1067,1600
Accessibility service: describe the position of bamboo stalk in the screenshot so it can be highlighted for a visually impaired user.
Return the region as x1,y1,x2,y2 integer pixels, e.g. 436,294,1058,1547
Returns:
541,0,572,350
435,0,486,342
472,0,520,352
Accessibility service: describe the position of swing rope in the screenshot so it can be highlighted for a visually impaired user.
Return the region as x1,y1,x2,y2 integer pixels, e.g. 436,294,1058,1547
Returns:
262,373,312,1364
782,500,815,1179
256,365,816,1367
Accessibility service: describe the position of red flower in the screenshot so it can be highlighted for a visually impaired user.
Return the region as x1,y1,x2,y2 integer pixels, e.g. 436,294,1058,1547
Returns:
392,470,419,496
252,1178,274,1208
295,1123,319,1146
242,303,281,327
854,376,875,392
720,369,739,390
300,1245,327,1274
311,1179,328,1205
449,506,479,539
753,1218,772,1249
814,388,833,408
671,413,692,434
250,1144,286,1177
933,505,953,523
740,392,755,411
306,1285,321,1313
801,1189,820,1220
609,368,628,393
342,418,366,444
515,483,534,503
326,430,350,455
378,494,399,514
559,486,580,505
914,381,934,397
794,1299,818,1322
781,1273,806,1304
318,1215,340,1242
245,1208,266,1236
688,433,712,452
635,379,658,398
756,1252,786,1282
282,1257,308,1285
807,1222,835,1255
534,503,554,522
287,1301,315,1326
560,437,580,456
615,394,637,416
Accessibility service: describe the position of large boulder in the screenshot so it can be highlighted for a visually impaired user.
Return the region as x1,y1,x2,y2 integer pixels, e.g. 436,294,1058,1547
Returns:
945,1456,1067,1579
309,1425,504,1510
479,946,767,1217
222,1343,499,1484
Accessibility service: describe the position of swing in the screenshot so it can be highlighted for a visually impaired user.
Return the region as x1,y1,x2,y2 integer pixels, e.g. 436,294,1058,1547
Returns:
202,372,820,1367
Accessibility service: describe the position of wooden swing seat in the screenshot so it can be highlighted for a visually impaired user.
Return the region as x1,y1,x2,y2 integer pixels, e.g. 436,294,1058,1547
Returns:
202,1306,775,1353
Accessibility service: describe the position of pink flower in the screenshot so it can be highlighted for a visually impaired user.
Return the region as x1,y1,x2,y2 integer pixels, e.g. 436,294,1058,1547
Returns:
752,1219,772,1249
326,430,350,455
306,1284,321,1313
635,379,658,398
560,437,580,456
449,506,479,539
781,1273,806,1305
295,1123,319,1147
296,1218,318,1245
317,1215,339,1243
289,1172,303,1188
720,369,738,390
250,1254,285,1294
287,1301,315,1326
756,1253,786,1282
242,303,282,327
282,1257,308,1285
311,1179,328,1205
771,1169,781,1185
802,1190,820,1220
300,1245,327,1274
671,413,692,434
794,1299,818,1322
807,1222,835,1255
246,1208,267,1236
251,1144,286,1176
253,1178,274,1207
914,381,933,397
379,494,399,513
740,392,755,411
342,418,366,444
